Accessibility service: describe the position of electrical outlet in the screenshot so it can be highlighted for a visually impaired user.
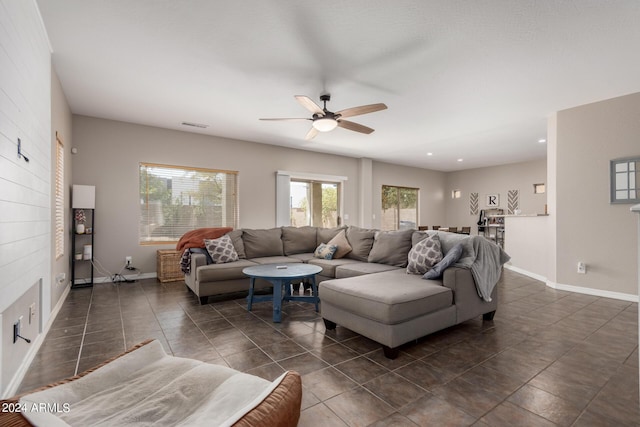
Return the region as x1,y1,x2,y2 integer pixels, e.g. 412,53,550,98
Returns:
126,256,132,267
577,262,586,274
29,303,36,324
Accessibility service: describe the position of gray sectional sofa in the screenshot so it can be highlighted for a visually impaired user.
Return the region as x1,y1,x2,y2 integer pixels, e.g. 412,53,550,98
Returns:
184,225,505,358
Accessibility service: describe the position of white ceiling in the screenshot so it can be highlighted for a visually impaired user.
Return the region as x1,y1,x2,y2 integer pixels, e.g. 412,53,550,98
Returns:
37,0,640,171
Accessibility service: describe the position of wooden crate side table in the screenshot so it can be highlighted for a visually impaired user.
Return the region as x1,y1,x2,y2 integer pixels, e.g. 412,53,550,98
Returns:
157,249,184,283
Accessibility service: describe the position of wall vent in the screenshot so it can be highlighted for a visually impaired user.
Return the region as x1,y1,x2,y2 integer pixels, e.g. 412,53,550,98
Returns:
181,122,209,129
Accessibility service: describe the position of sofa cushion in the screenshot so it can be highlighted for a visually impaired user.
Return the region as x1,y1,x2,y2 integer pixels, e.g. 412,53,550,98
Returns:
242,228,284,259
319,270,452,324
227,230,246,259
423,242,464,279
407,234,442,275
204,235,239,264
335,262,400,279
287,252,315,262
367,229,414,267
345,226,376,261
317,226,347,247
314,243,338,260
307,258,362,278
282,226,317,255
326,229,352,258
251,256,303,265
197,259,258,282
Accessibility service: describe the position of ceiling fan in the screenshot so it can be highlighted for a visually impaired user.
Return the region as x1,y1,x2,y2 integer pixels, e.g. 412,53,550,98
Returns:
260,94,387,140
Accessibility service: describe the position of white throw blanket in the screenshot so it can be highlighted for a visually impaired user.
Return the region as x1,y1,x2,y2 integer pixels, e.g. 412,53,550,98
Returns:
19,341,282,427
436,232,510,302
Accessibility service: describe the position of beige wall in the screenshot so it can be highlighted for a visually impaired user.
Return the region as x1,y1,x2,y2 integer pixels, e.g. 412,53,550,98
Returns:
72,116,362,277
551,92,640,296
50,69,73,310
371,161,446,229
444,159,547,234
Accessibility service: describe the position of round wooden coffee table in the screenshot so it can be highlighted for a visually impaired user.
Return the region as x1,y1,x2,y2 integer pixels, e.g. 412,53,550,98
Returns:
242,263,322,323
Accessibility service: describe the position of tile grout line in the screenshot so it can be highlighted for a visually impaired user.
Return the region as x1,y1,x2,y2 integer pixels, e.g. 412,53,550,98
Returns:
73,287,95,375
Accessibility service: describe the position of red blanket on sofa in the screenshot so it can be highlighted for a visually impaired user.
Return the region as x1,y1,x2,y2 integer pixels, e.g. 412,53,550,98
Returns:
176,227,233,251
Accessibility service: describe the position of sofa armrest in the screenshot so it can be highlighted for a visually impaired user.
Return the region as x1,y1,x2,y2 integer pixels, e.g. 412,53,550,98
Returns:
442,267,497,322
190,252,207,276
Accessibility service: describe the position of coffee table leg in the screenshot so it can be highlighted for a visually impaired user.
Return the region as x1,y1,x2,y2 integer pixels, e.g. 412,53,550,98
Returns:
247,277,255,311
311,275,319,312
273,279,283,322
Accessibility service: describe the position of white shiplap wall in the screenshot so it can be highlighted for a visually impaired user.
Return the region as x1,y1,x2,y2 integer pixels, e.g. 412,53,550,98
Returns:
0,0,51,394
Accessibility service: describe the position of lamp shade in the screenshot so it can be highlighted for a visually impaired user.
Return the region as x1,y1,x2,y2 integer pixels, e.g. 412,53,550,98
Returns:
72,185,95,209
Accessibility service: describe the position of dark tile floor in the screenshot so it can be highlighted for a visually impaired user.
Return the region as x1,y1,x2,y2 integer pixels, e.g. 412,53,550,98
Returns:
19,270,639,426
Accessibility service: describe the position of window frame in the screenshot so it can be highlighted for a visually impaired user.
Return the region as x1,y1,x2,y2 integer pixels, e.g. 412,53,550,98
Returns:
610,156,640,204
55,133,65,259
381,184,419,231
139,162,239,244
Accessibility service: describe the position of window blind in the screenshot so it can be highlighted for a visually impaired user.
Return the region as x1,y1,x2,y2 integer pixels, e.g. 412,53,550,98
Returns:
139,163,238,243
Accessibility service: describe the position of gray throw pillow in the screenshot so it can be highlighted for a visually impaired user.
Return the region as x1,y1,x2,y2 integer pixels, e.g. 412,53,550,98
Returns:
423,242,464,279
406,234,443,275
204,235,239,264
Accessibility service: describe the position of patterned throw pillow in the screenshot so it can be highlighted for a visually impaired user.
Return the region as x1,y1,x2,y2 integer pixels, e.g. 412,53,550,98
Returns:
204,234,239,264
406,234,443,275
314,243,338,260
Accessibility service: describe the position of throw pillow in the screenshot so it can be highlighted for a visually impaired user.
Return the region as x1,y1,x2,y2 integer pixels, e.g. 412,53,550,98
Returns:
204,235,239,264
406,234,443,275
423,242,464,280
314,243,338,260
327,229,352,258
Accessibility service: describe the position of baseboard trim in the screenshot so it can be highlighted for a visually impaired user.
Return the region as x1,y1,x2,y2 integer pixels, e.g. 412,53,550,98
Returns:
546,281,638,303
504,264,547,283
74,272,157,285
504,264,638,303
2,283,71,399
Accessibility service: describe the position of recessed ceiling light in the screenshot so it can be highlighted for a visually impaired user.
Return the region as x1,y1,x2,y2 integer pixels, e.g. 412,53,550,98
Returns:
427,152,433,156
457,158,463,162
538,138,547,143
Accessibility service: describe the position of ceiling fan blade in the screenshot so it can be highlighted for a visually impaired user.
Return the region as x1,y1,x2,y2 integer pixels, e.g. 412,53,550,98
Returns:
337,120,375,134
259,118,311,121
305,127,319,140
295,95,325,115
336,103,387,119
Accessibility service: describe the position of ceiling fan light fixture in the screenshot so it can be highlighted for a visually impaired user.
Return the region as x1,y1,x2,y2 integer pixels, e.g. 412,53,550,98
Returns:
312,117,338,132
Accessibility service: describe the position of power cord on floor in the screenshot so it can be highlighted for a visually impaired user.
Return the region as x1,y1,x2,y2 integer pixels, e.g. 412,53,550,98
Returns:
89,257,141,284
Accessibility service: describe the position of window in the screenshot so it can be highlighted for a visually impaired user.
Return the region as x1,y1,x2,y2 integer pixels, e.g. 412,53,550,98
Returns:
533,183,546,194
139,163,238,243
381,185,418,231
55,133,64,259
611,157,640,204
290,179,340,227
